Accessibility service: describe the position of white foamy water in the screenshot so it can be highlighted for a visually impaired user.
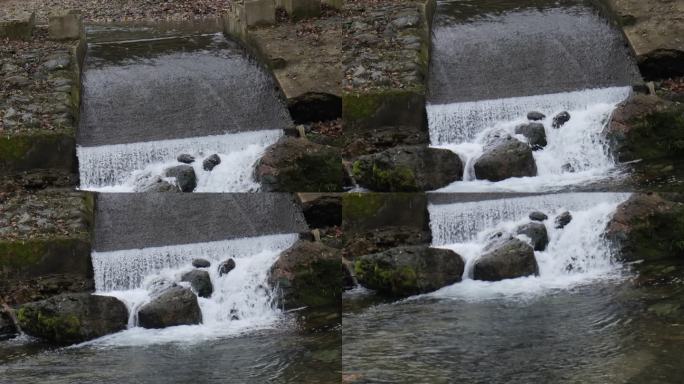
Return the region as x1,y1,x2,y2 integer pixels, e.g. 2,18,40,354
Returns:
86,233,298,346
425,193,630,300
427,87,631,192
78,130,282,192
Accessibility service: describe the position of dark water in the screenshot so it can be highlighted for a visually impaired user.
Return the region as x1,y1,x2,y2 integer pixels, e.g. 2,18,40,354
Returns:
427,0,642,104
78,25,291,147
94,193,308,252
0,325,340,384
343,265,684,384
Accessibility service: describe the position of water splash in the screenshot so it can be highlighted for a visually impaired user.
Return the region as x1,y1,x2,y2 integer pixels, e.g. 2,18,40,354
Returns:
427,87,631,192
88,233,298,345
78,130,282,192
426,193,631,300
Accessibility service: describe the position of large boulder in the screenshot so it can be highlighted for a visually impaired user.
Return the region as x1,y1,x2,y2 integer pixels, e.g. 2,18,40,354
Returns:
473,238,539,281
301,194,342,228
514,122,547,150
473,135,537,181
165,165,197,192
516,222,549,251
180,270,213,298
256,137,343,192
137,286,202,329
16,293,128,344
352,145,463,191
354,246,465,297
268,240,341,309
606,193,684,263
0,308,18,341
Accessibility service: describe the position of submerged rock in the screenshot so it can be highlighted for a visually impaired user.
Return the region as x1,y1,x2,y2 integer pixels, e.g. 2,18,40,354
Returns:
218,259,236,276
514,122,547,150
0,308,18,341
192,258,211,268
202,154,221,171
301,194,342,228
165,165,197,192
527,111,546,121
255,137,343,192
606,193,684,263
355,245,465,297
181,270,213,298
136,175,180,193
177,154,195,164
17,293,128,344
473,238,539,281
269,240,341,309
561,163,575,173
555,211,573,229
352,145,463,191
552,111,571,128
516,222,549,251
529,211,548,222
473,135,537,181
138,286,202,329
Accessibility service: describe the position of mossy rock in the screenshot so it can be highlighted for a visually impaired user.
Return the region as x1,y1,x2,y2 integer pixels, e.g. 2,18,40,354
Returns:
256,137,343,192
0,131,77,176
622,107,684,162
17,293,128,345
343,89,426,131
354,245,464,297
269,240,341,309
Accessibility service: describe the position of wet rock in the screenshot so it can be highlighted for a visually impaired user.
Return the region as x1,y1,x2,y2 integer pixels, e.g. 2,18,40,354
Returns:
136,175,180,193
561,163,575,173
138,286,202,329
516,222,549,251
529,211,548,222
40,53,70,72
552,111,571,128
355,245,464,297
256,137,343,192
192,258,211,268
527,111,546,121
202,154,221,171
165,165,197,192
514,122,547,150
555,211,573,229
606,193,684,263
0,308,18,341
269,240,341,309
17,293,128,345
473,238,539,281
352,146,463,192
343,226,432,259
473,136,537,181
342,257,356,290
287,92,342,124
390,13,420,29
177,154,195,164
144,278,176,297
302,195,342,228
218,259,236,276
5,75,30,89
180,270,213,298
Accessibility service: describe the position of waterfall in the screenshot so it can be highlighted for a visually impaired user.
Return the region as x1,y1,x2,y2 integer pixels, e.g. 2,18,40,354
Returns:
88,233,298,345
78,130,282,192
426,193,630,299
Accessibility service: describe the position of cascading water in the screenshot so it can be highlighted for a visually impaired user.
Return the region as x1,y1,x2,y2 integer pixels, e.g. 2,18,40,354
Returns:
427,0,642,192
87,233,299,346
426,193,630,299
77,31,291,192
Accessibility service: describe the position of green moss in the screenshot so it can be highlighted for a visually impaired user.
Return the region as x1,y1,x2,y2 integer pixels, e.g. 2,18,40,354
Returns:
624,107,684,161
352,159,419,192
18,305,82,344
278,149,343,192
342,88,424,123
0,130,76,175
627,207,684,262
0,237,89,277
289,258,341,308
342,193,386,224
354,258,419,297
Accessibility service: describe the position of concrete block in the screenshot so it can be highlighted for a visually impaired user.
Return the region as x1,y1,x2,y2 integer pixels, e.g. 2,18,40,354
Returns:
283,0,321,20
0,12,35,41
244,0,276,26
48,10,84,41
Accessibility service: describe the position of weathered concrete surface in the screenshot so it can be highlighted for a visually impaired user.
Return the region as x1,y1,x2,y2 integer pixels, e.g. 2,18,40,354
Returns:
604,0,684,80
94,193,308,252
48,9,84,41
0,11,35,41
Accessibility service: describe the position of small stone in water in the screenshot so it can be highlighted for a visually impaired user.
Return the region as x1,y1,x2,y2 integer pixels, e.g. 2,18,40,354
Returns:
529,211,548,221
552,111,571,128
203,154,221,171
192,258,211,268
177,154,195,164
527,111,546,121
219,258,236,276
555,211,573,229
